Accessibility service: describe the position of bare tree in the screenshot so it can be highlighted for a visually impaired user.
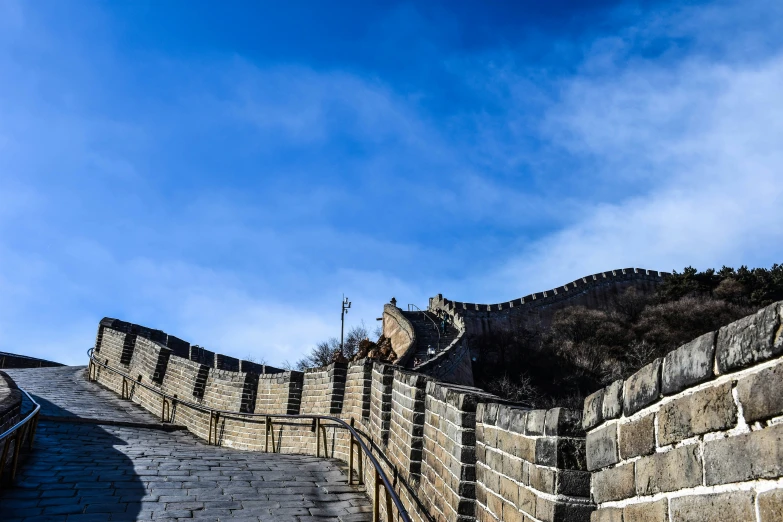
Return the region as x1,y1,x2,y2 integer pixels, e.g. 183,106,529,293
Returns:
294,322,372,370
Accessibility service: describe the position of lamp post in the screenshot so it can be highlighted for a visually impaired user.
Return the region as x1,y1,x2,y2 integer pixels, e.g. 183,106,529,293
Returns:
340,295,351,353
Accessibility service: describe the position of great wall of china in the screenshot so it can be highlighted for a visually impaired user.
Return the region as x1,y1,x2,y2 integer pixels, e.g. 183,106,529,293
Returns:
1,267,782,522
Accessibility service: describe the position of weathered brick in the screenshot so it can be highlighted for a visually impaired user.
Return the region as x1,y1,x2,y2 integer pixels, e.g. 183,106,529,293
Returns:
623,499,667,522
583,389,604,431
619,413,655,459
758,489,783,522
635,445,701,495
662,332,716,395
657,381,736,446
623,359,661,416
556,470,590,497
526,410,546,435
736,361,783,423
704,422,783,485
716,302,783,373
591,508,622,522
592,462,635,504
670,491,755,522
586,423,618,471
545,408,583,437
497,405,527,434
602,380,623,420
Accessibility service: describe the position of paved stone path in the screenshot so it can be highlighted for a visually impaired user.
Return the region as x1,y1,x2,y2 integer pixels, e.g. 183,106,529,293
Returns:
0,367,372,521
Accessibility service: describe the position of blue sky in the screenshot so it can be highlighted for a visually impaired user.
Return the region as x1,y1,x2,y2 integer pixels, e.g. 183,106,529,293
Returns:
1,0,782,365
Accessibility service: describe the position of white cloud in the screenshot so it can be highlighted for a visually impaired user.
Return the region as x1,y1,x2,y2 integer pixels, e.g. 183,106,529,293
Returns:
481,7,783,298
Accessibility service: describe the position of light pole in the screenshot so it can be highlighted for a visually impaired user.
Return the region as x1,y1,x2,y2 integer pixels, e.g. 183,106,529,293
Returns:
340,295,351,354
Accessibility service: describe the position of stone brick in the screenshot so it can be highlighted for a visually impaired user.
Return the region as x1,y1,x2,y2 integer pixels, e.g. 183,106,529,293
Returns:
716,302,783,373
619,413,655,459
591,508,623,522
586,423,618,471
736,360,783,423
623,359,661,416
556,470,590,497
635,445,702,495
670,491,755,522
661,332,716,395
758,489,783,522
704,422,783,485
583,389,604,431
592,463,634,504
657,381,736,446
497,405,527,434
623,499,667,522
526,410,546,435
545,408,583,437
602,380,623,420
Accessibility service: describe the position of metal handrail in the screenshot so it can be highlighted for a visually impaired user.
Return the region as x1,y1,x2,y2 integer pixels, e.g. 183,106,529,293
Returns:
406,304,441,351
0,386,41,486
87,348,411,522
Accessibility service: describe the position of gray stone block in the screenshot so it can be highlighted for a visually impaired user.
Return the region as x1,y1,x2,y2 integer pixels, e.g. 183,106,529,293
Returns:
497,405,527,434
657,381,736,446
591,508,622,522
601,380,623,420
716,302,783,374
736,361,783,423
545,408,584,437
583,389,604,431
704,422,783,485
586,423,618,471
556,470,591,497
619,413,655,459
623,359,661,416
759,489,783,522
592,463,635,503
670,491,755,522
526,409,546,435
635,445,702,495
623,499,667,522
661,332,716,395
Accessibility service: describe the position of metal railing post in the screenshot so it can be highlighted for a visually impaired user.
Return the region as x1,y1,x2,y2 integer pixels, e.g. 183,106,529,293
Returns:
10,427,24,480
264,416,269,453
373,470,381,522
348,436,354,485
315,418,321,458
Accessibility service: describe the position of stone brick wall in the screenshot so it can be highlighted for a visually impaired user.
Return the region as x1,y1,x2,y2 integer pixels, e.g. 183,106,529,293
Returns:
476,404,593,522
343,359,373,426
584,301,783,522
90,318,600,522
300,362,348,415
384,303,417,364
0,371,22,436
419,381,498,522
419,269,666,387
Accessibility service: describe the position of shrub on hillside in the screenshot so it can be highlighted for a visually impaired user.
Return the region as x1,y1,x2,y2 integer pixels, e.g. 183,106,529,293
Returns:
473,263,783,408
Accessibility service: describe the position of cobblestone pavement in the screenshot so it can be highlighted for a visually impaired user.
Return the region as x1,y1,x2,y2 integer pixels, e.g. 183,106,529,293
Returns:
0,367,372,521
4,366,165,424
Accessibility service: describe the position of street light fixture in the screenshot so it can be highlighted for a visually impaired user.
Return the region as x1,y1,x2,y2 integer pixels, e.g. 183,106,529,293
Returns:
340,295,351,353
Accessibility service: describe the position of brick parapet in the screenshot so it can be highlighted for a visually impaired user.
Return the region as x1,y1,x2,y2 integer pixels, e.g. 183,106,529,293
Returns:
584,301,783,522
476,403,592,522
419,380,499,522
369,362,395,446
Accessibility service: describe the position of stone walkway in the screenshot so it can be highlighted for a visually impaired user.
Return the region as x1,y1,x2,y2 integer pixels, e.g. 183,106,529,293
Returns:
0,367,372,521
